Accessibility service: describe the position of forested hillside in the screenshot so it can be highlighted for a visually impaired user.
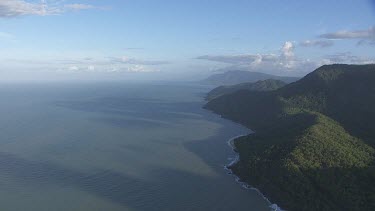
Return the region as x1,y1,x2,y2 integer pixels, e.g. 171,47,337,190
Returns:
205,64,375,211
206,79,286,101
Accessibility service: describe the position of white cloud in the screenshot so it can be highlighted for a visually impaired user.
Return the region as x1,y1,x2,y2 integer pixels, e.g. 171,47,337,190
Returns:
64,4,95,10
323,52,375,64
281,41,294,58
279,41,296,69
4,56,166,74
87,65,95,71
110,56,170,65
195,54,261,64
320,26,375,39
300,40,334,48
196,41,375,75
0,0,58,17
319,26,375,46
68,66,79,71
125,65,161,73
196,42,310,72
197,41,307,74
250,54,263,67
0,0,101,18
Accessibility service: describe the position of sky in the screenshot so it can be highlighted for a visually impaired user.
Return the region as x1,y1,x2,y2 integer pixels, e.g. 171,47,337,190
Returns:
0,0,375,81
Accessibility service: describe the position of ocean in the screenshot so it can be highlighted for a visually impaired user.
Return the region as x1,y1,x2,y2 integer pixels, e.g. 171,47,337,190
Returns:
0,82,269,211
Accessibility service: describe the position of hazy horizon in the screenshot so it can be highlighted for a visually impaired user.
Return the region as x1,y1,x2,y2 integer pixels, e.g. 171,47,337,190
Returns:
0,0,374,81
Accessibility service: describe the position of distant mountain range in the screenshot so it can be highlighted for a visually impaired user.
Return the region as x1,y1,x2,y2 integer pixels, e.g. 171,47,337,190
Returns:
204,64,375,211
205,79,286,101
201,70,299,86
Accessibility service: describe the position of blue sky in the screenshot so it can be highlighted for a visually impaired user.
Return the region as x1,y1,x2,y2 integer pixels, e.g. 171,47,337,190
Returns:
0,0,375,81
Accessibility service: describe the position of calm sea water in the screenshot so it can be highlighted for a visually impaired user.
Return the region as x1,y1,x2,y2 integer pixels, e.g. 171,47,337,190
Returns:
0,82,269,211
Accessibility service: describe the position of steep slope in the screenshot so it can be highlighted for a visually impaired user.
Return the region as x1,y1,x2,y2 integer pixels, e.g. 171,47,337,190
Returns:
201,70,299,85
280,64,375,144
231,112,375,211
204,64,375,211
206,79,286,101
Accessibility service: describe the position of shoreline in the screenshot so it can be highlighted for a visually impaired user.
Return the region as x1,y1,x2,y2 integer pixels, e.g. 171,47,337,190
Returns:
223,134,283,211
203,98,283,210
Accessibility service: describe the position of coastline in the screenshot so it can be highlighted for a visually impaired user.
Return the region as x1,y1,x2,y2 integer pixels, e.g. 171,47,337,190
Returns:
223,134,283,211
203,96,283,210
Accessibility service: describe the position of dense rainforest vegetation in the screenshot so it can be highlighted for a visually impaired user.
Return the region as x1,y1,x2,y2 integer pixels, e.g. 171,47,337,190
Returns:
204,64,375,211
206,79,286,101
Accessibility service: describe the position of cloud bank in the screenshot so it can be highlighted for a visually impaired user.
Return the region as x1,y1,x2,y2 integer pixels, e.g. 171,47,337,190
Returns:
320,26,375,40
3,56,169,74
196,41,375,76
110,56,170,66
322,52,375,64
197,42,312,75
320,26,375,46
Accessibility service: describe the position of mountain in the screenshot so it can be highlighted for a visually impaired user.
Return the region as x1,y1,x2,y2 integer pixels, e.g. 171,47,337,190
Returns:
204,64,375,211
201,70,299,85
206,79,286,101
